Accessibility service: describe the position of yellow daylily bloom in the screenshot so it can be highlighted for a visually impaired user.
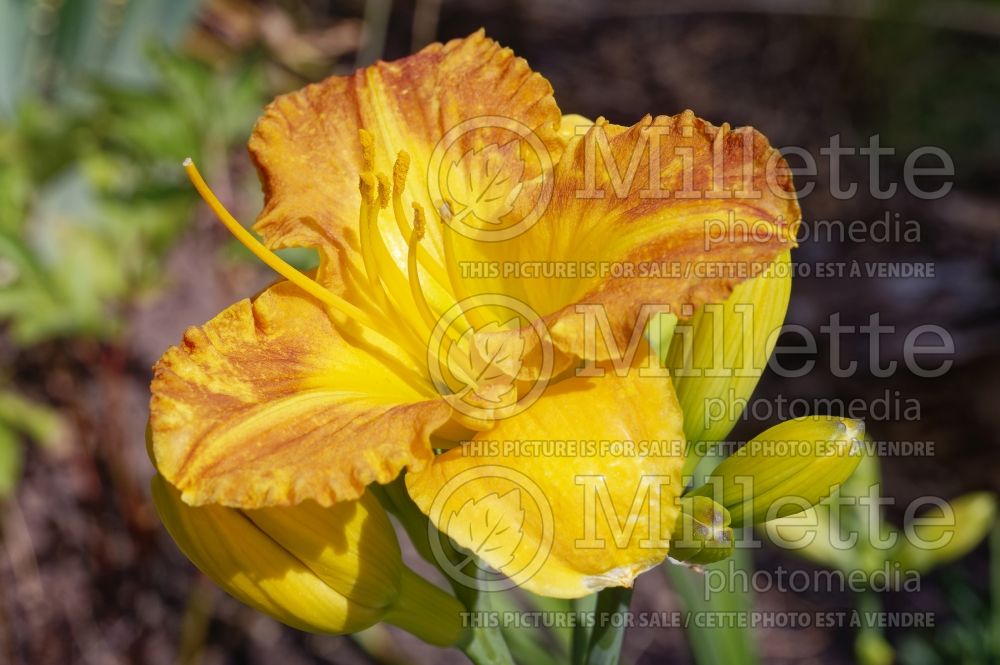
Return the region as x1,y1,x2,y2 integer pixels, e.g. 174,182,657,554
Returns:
149,30,801,600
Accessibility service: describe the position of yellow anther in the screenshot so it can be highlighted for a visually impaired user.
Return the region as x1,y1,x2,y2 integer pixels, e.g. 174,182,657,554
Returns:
412,202,426,240
359,172,377,204
376,173,391,210
407,203,440,334
392,151,410,193
359,129,375,172
389,154,449,290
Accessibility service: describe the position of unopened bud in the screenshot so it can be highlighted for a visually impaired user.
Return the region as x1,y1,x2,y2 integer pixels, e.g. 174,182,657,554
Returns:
687,416,865,528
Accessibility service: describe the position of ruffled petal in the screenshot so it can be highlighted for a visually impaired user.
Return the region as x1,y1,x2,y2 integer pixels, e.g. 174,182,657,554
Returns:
450,111,801,364
248,30,562,260
149,280,452,508
405,368,686,598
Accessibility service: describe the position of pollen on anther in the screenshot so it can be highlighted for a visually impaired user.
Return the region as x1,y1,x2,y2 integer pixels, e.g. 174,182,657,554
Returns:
376,173,391,209
359,172,377,203
393,151,411,192
412,203,427,240
359,129,376,171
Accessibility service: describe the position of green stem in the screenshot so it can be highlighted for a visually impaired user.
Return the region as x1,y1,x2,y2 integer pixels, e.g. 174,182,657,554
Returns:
854,590,893,665
584,587,633,665
383,567,466,647
571,593,598,665
374,478,515,665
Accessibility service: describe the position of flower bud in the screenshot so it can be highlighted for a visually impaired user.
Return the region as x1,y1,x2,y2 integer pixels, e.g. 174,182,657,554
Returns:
668,495,734,565
655,251,791,475
687,416,864,528
151,475,464,645
892,491,997,574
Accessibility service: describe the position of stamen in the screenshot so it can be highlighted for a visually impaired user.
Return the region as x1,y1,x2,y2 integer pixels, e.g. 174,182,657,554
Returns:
182,158,376,328
368,172,431,337
390,151,450,288
391,151,413,240
376,173,391,210
358,171,438,366
359,129,376,172
358,172,392,311
407,204,440,332
408,204,479,387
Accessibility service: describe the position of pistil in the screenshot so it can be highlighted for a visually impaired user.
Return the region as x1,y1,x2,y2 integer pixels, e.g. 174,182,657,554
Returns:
183,158,376,329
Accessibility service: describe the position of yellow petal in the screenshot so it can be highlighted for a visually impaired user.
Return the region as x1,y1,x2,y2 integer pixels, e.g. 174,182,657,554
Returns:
449,112,800,365
405,367,686,598
248,30,562,271
151,475,381,634
245,492,403,611
558,113,594,142
150,280,452,508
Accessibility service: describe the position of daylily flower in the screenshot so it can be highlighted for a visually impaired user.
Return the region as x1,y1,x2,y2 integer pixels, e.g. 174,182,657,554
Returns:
149,29,804,608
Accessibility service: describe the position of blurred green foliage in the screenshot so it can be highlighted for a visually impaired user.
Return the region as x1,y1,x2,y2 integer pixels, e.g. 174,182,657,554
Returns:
0,388,65,497
0,0,269,496
0,51,266,342
896,565,999,665
763,455,997,665
0,0,267,343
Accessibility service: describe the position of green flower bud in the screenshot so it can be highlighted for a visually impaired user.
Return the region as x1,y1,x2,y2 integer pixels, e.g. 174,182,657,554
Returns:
668,495,734,565
151,475,464,646
687,416,865,528
891,491,997,574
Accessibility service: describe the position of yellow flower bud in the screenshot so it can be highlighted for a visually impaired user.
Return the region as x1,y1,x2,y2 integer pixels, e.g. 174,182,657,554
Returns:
151,475,465,646
655,251,792,474
687,416,864,527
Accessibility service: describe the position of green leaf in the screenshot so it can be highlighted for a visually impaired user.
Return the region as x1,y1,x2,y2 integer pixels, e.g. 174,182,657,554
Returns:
0,391,64,447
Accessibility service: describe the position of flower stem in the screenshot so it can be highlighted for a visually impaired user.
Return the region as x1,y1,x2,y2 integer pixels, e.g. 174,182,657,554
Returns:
373,478,515,665
383,567,466,647
570,593,597,665
582,586,633,665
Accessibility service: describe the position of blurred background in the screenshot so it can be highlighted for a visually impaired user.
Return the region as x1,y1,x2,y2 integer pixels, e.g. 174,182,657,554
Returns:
0,0,998,664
